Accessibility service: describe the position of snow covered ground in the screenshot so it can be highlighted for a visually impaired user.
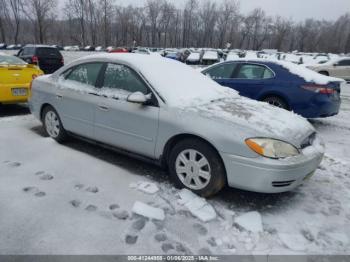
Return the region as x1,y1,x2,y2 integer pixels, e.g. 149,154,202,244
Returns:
0,51,350,255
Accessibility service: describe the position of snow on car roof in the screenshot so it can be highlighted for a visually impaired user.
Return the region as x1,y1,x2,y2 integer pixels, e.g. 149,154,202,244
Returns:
202,51,218,60
225,58,344,84
75,53,237,107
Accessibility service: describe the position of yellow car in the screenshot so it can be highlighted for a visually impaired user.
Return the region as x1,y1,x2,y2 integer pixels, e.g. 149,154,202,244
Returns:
0,53,43,104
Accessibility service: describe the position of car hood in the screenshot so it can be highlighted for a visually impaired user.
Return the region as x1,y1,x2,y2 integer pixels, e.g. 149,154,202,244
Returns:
184,96,315,148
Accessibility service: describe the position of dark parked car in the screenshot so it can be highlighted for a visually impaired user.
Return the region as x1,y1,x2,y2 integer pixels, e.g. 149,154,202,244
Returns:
16,44,64,74
202,59,343,118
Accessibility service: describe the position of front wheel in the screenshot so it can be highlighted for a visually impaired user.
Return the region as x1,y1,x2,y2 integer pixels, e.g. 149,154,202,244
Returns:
168,139,226,197
42,106,67,143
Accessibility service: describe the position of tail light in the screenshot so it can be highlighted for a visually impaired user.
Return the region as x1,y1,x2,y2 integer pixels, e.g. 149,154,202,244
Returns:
301,84,336,94
32,74,38,80
61,57,64,64
32,55,39,63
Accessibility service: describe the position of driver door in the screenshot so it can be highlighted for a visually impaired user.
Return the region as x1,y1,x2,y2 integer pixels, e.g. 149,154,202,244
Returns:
93,63,159,158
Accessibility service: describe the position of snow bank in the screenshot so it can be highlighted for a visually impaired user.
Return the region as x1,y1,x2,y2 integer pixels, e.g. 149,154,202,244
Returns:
278,233,309,251
132,201,165,221
234,211,263,233
130,181,159,194
177,189,216,222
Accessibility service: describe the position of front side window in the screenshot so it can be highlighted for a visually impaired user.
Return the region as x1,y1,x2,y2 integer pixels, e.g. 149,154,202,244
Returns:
205,63,237,79
236,64,274,79
66,63,104,86
102,63,148,94
338,59,350,66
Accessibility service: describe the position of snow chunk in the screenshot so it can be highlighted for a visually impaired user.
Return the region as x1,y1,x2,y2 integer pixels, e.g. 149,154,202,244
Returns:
132,201,165,221
278,233,308,251
137,181,159,194
234,211,263,233
178,189,216,222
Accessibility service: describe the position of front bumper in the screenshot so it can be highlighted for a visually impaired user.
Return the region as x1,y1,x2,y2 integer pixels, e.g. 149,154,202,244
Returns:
221,136,325,193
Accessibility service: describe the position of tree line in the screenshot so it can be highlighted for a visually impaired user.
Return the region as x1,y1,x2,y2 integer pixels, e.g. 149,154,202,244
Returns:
1,0,350,53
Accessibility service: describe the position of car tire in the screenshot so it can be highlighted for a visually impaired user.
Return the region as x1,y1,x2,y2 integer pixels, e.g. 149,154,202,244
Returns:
42,105,67,143
263,96,289,110
168,138,226,197
318,71,329,76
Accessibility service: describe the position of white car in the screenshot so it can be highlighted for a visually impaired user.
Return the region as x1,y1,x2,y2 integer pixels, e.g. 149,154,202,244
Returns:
308,57,350,81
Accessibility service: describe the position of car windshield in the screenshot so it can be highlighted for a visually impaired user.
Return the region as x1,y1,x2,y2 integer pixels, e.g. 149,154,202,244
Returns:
0,55,26,65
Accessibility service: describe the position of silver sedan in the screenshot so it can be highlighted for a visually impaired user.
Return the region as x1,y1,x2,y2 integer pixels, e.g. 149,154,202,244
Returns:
29,53,324,197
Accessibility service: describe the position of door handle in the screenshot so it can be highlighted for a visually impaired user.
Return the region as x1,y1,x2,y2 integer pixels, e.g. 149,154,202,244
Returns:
98,105,109,111
56,94,63,99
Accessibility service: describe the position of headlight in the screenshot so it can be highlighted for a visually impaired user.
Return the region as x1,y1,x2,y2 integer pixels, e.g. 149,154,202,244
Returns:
245,138,299,159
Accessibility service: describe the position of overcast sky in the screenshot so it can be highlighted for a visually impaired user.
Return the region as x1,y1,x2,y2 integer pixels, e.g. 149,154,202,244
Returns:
112,0,350,21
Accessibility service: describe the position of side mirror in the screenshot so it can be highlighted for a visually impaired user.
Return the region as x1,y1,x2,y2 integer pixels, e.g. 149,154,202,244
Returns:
127,91,149,104
334,63,338,67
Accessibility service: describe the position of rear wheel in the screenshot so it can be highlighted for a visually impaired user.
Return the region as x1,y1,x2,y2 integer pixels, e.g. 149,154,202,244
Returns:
42,106,67,143
168,138,226,197
263,96,289,110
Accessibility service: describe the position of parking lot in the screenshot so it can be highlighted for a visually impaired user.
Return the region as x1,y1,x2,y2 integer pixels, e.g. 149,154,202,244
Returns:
0,51,349,255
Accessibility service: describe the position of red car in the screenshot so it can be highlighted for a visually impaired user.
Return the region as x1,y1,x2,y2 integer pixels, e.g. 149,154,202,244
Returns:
108,47,129,53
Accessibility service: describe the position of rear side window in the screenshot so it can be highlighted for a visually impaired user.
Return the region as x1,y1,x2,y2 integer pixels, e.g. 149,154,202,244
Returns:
36,48,61,57
205,63,237,79
66,63,104,86
102,63,148,94
236,64,274,79
22,47,35,56
338,59,350,66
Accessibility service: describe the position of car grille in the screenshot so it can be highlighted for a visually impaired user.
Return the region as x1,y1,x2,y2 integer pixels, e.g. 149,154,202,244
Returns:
272,180,296,187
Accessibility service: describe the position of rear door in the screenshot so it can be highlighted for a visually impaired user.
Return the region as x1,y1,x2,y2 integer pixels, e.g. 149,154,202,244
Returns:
55,62,104,139
93,63,159,158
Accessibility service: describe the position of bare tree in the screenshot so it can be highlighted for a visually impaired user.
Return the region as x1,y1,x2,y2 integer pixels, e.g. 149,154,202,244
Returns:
23,0,56,44
217,0,238,48
0,0,9,42
0,0,349,53
64,0,87,46
8,0,23,44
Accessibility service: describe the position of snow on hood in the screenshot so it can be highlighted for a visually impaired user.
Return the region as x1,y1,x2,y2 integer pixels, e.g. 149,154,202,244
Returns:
186,90,315,146
230,58,344,84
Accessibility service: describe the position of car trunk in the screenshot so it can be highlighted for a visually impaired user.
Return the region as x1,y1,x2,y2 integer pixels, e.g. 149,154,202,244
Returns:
0,65,37,85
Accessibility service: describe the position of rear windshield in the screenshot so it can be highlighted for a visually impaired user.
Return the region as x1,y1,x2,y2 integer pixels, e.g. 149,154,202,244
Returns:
0,55,26,65
36,48,61,57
